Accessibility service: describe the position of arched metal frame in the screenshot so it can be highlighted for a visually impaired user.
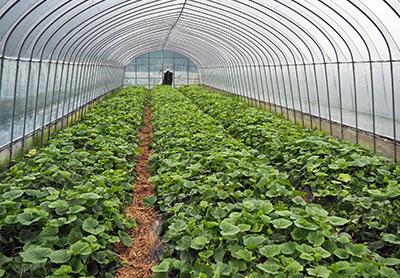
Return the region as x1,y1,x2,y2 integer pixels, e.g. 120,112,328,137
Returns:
0,0,399,166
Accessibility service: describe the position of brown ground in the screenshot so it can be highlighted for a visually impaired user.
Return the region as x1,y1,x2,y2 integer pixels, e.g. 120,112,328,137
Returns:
116,103,161,278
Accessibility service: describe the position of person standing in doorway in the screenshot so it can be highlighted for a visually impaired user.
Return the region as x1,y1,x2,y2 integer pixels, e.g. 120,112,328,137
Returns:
162,70,173,85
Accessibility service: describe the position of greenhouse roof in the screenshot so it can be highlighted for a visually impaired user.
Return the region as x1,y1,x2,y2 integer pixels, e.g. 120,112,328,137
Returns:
1,0,400,67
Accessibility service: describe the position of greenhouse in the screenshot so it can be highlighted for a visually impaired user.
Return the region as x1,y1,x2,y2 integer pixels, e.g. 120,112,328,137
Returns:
0,0,400,277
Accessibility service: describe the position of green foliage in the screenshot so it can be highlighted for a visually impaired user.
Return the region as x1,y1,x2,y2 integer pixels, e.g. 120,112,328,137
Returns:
182,85,400,259
118,230,133,247
150,86,399,277
143,196,157,207
0,86,148,277
20,246,52,264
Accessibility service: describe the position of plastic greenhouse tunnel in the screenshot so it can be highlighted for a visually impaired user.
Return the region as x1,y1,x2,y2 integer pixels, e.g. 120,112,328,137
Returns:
0,0,400,277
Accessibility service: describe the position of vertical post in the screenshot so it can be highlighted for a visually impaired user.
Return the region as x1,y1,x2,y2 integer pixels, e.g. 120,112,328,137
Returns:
322,61,333,136
61,62,71,129
22,59,34,153
77,63,88,118
9,57,21,166
173,51,176,87
285,64,296,123
260,65,271,106
187,60,190,85
294,63,305,127
32,58,44,145
147,53,150,89
44,60,57,143
267,65,278,114
135,59,138,85
87,64,96,110
0,56,4,99
303,64,313,128
121,65,125,88
369,61,376,153
80,63,91,115
65,62,77,127
251,65,262,108
161,50,164,85
389,61,397,162
312,63,322,131
54,60,66,135
74,63,85,118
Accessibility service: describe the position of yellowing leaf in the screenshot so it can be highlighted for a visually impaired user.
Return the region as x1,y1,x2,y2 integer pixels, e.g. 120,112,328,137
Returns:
338,173,352,183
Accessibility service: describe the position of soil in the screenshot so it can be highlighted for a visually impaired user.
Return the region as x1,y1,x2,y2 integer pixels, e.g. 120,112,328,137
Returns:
116,102,161,278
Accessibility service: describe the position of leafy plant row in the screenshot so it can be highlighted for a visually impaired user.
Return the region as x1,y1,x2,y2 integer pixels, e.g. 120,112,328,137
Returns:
0,86,148,277
181,85,400,260
150,86,398,277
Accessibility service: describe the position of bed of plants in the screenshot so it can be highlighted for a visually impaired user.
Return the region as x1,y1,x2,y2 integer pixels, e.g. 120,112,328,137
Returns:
0,86,147,277
181,85,400,263
150,86,399,277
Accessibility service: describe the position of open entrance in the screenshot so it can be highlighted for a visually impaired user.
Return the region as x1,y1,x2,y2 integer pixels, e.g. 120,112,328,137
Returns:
162,70,173,85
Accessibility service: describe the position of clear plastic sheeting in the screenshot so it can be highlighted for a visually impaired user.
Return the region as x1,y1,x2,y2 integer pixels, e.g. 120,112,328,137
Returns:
0,0,399,162
0,59,123,148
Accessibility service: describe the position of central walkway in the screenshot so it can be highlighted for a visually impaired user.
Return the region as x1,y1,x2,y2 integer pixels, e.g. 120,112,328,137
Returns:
117,98,161,278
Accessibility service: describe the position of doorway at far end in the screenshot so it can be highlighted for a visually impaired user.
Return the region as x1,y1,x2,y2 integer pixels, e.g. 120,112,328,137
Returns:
162,70,173,85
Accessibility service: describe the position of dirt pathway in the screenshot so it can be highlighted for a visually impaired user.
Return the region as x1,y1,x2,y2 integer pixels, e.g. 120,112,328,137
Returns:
117,101,161,278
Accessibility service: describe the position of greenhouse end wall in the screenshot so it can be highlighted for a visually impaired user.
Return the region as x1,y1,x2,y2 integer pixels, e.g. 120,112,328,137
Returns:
123,50,200,88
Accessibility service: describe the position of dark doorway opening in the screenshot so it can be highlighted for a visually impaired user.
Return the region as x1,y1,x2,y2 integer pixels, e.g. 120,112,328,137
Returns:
162,70,173,85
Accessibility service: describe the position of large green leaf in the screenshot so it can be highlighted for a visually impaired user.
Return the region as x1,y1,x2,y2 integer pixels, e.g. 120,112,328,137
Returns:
82,217,105,235
118,230,133,247
259,244,281,258
152,260,171,273
69,240,92,256
285,258,303,273
327,216,349,226
53,265,73,276
338,173,352,183
68,205,86,214
271,218,292,229
170,219,187,232
79,193,101,200
1,190,24,200
381,233,400,245
379,266,399,277
305,205,329,218
143,196,157,207
219,220,240,236
17,208,48,225
48,249,71,264
345,243,367,257
190,236,210,250
307,231,325,246
20,245,52,264
243,235,265,250
257,262,281,274
233,249,254,262
307,266,332,278
294,218,319,230
48,199,69,210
